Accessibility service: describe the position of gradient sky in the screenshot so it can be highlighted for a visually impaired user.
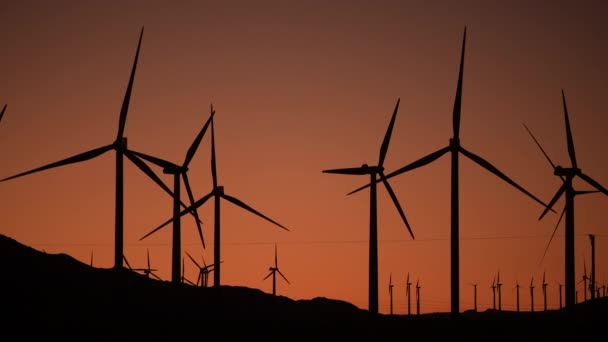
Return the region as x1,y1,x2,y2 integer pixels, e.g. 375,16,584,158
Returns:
1,0,607,314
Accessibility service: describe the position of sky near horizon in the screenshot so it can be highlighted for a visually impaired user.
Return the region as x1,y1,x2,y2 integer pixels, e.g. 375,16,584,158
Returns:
1,1,607,314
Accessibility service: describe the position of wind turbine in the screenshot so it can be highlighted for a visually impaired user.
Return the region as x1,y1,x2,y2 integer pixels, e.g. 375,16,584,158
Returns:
388,273,394,315
515,281,520,312
530,277,535,312
471,282,478,312
129,107,214,284
497,271,502,311
524,90,608,311
323,98,415,315
0,28,182,270
406,273,412,316
416,279,421,316
263,244,289,296
578,258,589,302
542,271,548,311
589,234,596,300
141,112,288,288
347,27,549,316
122,249,162,280
181,257,195,286
186,251,219,287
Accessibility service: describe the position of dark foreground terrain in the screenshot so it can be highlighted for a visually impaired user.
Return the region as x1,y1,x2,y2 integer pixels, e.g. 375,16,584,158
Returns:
0,234,605,338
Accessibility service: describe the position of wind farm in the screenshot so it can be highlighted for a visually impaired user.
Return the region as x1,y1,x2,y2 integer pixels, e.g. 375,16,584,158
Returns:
1,2,607,332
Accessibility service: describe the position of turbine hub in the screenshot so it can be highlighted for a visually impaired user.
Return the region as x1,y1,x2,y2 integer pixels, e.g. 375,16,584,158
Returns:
216,186,224,194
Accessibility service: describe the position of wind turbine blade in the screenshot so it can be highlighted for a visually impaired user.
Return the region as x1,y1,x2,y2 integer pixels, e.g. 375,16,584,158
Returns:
459,146,552,210
183,172,205,248
263,271,274,280
538,205,565,267
452,26,466,140
380,172,414,239
186,251,201,269
201,255,208,268
539,182,567,221
578,172,608,196
117,27,144,141
221,193,289,231
0,104,6,123
127,149,176,170
151,272,162,281
274,243,278,268
124,151,174,197
561,90,577,169
323,167,369,175
347,146,450,195
184,108,215,168
211,114,218,189
123,255,133,270
147,248,151,270
575,189,600,196
277,269,290,284
522,123,559,172
378,98,400,167
139,190,215,241
0,144,113,182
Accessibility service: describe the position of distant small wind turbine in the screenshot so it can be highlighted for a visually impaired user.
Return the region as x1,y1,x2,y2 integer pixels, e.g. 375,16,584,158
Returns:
530,277,535,312
122,249,162,280
578,258,589,302
416,279,421,316
323,98,415,315
542,271,548,311
471,282,478,312
406,273,412,316
589,234,596,300
142,114,288,288
497,271,502,311
388,273,394,315
181,257,195,286
515,281,520,312
263,244,289,296
490,277,496,310
186,251,220,287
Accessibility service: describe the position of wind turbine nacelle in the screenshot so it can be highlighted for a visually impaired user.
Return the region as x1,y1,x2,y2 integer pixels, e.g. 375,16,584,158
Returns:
217,186,224,194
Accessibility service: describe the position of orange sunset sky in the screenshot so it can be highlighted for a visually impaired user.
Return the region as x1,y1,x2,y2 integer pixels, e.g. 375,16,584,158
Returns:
1,1,607,314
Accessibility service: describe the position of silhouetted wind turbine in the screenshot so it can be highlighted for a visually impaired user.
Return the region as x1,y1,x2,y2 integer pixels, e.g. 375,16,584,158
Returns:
123,249,161,280
406,272,412,316
142,115,289,288
323,98,415,315
130,107,214,283
471,282,478,312
542,271,548,311
578,258,589,302
515,281,520,312
186,251,219,287
347,27,549,316
530,277,535,312
589,234,596,300
416,279,421,316
181,257,195,285
388,273,394,315
263,244,289,296
0,28,174,270
497,271,502,311
525,90,608,310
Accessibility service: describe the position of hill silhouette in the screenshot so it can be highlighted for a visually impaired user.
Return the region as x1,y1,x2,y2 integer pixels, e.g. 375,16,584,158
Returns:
0,234,605,338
